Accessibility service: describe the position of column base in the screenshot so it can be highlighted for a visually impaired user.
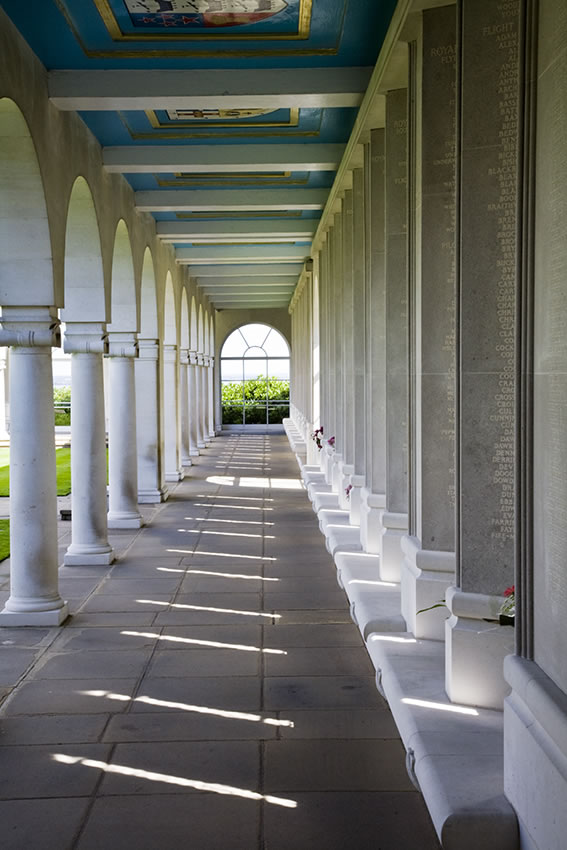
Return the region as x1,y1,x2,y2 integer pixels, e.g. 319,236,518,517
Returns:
401,536,455,640
0,601,69,626
197,441,207,449
379,511,408,583
331,453,343,492
165,469,185,482
138,487,169,504
64,544,114,566
504,656,567,850
445,587,514,709
359,489,386,554
108,512,143,529
181,456,192,467
190,449,200,457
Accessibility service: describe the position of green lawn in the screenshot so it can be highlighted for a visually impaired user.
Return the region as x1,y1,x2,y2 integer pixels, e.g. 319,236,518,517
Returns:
0,519,9,561
0,447,72,497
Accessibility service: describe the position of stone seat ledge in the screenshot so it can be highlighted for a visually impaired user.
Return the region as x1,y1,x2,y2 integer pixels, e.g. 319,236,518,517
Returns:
326,524,362,557
318,507,348,531
312,490,340,512
365,633,518,850
335,551,404,638
306,481,332,504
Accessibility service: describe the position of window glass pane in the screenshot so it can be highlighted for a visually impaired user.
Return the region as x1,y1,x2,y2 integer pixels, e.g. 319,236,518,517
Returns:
263,329,290,357
244,346,266,359
221,329,247,358
269,360,290,380
243,358,267,382
239,323,271,348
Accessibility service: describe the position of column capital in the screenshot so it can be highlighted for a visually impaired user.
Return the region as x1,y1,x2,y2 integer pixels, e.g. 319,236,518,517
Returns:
0,306,60,348
137,338,159,360
106,332,137,358
202,354,210,367
163,344,178,363
188,349,198,365
179,347,189,365
196,353,205,366
208,356,215,368
64,322,108,355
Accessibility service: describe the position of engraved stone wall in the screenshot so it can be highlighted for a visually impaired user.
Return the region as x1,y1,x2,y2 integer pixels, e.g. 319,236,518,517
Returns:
458,0,520,593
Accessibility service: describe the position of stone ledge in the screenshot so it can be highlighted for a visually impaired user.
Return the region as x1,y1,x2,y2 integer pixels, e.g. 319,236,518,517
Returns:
335,551,404,639
366,634,518,850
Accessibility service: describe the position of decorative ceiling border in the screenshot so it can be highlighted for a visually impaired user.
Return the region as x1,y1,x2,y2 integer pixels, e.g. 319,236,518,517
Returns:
118,109,322,139
53,0,345,57
146,108,299,130
93,0,312,41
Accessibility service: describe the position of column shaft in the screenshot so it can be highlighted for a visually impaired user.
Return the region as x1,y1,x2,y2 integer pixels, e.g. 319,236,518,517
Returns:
136,339,167,502
163,344,183,482
0,308,67,625
65,334,114,565
107,341,143,529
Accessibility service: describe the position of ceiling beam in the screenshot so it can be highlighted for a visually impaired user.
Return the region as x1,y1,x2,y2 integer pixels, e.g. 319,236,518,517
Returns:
197,276,298,286
176,245,309,264
48,68,373,111
156,220,318,240
103,144,344,174
136,189,326,212
189,263,302,277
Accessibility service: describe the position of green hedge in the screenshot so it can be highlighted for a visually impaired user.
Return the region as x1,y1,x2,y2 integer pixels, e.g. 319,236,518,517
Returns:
222,376,289,425
54,386,71,426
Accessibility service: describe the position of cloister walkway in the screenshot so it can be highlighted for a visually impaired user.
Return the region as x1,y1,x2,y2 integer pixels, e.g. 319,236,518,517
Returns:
0,435,439,850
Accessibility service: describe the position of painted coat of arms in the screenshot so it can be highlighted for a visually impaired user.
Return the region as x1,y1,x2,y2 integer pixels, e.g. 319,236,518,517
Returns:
124,0,288,28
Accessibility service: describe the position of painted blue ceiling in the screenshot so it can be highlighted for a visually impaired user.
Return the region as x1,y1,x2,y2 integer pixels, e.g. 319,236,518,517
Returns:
0,0,397,68
1,0,397,306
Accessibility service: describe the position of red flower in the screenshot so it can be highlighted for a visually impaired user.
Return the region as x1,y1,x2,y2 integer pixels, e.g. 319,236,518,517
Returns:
503,585,515,597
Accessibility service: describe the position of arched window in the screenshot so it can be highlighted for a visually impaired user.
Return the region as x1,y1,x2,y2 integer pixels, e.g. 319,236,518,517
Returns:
221,323,290,427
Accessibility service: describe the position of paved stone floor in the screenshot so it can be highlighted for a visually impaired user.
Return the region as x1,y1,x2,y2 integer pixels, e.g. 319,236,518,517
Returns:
0,434,440,849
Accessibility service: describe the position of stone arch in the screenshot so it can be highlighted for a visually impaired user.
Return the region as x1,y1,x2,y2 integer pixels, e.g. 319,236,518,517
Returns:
197,304,204,354
180,289,189,350
139,247,158,339
204,310,210,357
61,176,106,322
190,296,198,351
164,272,176,345
209,314,215,356
108,220,137,333
0,98,55,306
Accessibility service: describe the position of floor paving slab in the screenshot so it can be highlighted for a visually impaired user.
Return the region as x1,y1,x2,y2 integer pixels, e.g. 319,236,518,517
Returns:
0,434,440,849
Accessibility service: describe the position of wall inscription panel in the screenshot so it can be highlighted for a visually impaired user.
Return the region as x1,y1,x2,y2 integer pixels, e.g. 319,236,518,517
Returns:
459,0,520,594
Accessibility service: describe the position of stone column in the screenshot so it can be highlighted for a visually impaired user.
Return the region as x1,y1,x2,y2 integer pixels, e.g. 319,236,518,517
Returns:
195,353,206,448
207,355,215,438
337,190,355,510
307,253,321,467
505,0,567,841
63,323,114,566
350,166,367,525
360,129,388,554
330,210,344,491
188,350,200,456
401,6,457,640
380,87,410,582
163,344,183,482
136,338,168,503
446,0,521,708
107,333,143,529
0,307,68,625
200,355,209,447
179,347,191,467
0,347,9,440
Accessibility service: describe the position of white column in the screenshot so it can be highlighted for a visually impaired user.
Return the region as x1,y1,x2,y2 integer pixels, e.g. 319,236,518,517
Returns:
196,353,207,448
163,344,184,482
136,339,168,503
188,350,200,456
207,355,215,438
0,307,68,625
0,347,9,440
179,348,191,467
64,324,114,566
107,334,143,529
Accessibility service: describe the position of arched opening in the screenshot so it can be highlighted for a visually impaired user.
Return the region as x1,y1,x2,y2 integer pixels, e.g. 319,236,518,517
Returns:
220,323,290,428
108,220,137,333
139,248,158,339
